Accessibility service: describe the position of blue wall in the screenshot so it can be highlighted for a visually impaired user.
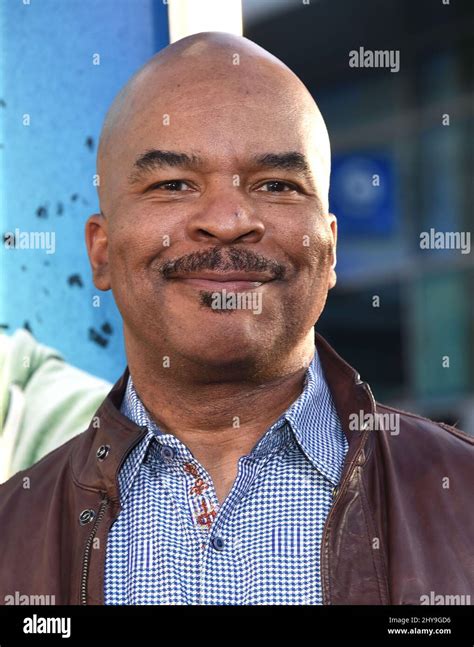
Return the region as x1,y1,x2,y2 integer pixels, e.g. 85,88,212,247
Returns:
0,0,169,382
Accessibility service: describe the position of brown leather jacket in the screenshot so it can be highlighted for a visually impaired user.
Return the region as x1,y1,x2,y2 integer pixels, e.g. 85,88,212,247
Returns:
1,333,473,605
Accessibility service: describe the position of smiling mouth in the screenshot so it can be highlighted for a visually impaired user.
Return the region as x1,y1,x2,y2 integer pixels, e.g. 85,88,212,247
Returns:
173,278,270,291
167,272,275,291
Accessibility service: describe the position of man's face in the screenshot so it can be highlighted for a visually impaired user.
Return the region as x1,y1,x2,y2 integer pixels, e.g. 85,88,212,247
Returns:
87,60,336,373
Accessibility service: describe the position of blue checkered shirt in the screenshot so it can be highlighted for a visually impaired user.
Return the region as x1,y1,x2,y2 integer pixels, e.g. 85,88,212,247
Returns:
104,348,348,605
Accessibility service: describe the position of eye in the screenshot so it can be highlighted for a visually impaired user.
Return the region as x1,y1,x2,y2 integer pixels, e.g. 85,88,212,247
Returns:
147,180,192,192
256,180,299,193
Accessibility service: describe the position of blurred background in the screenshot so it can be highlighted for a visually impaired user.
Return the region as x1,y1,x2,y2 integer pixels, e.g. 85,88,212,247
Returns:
1,0,473,431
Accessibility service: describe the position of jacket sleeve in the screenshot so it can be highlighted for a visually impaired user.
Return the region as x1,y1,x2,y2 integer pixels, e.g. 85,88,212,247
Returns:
0,328,111,483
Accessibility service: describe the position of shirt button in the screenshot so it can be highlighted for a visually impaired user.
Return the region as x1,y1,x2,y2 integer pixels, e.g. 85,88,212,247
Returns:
212,536,225,551
160,445,175,462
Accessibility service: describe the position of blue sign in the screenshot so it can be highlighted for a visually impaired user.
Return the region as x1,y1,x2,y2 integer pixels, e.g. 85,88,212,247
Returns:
329,154,396,236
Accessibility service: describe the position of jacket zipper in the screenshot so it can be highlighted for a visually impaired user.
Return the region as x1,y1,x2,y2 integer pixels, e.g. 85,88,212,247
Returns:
80,495,109,605
321,380,375,605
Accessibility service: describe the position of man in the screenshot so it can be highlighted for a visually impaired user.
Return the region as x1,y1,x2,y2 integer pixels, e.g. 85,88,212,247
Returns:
0,32,472,606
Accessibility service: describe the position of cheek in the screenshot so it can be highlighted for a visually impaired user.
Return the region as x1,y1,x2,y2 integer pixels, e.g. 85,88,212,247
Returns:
307,231,334,274
284,218,334,277
108,210,162,272
275,225,332,311
109,203,187,271
106,226,154,310
298,232,334,322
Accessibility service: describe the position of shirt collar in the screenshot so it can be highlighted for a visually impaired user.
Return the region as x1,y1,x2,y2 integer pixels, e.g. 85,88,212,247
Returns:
119,348,347,499
247,348,348,486
284,348,348,487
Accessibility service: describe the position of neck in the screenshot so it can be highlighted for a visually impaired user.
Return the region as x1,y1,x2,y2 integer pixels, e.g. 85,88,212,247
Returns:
124,333,315,471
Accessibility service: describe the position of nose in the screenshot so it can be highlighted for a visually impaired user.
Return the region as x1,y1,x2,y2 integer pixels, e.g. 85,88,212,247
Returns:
185,188,265,245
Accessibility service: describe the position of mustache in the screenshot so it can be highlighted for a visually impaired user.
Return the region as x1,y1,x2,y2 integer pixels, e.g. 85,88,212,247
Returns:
159,246,287,280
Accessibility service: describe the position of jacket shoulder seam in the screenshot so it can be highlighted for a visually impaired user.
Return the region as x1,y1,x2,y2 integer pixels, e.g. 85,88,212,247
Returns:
376,403,473,444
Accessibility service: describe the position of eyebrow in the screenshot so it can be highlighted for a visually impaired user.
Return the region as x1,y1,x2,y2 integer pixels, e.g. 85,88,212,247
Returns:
252,152,314,182
127,149,315,185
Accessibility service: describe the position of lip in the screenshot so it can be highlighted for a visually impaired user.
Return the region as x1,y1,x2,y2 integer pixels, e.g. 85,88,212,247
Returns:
174,278,270,291
167,272,275,291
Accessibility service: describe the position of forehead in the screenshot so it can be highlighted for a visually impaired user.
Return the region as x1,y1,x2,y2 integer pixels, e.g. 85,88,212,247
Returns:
120,57,316,144
99,60,330,207
123,96,319,172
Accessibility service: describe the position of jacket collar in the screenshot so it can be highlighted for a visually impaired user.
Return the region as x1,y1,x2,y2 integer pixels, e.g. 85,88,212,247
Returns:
72,331,375,498
315,331,376,433
71,366,147,502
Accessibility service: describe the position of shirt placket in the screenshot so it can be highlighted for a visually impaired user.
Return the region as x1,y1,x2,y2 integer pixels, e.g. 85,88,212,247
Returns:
182,460,219,543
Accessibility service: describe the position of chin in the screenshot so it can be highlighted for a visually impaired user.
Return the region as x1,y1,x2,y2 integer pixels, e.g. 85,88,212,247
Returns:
180,333,264,369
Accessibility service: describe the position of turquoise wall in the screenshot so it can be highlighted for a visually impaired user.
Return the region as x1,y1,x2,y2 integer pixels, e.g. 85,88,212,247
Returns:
0,0,169,382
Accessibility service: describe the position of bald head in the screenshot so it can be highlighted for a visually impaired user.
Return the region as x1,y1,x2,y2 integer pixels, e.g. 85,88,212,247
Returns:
96,31,331,213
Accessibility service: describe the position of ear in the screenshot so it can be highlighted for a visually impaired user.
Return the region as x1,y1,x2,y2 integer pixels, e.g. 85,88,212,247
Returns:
85,212,111,291
327,213,337,290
